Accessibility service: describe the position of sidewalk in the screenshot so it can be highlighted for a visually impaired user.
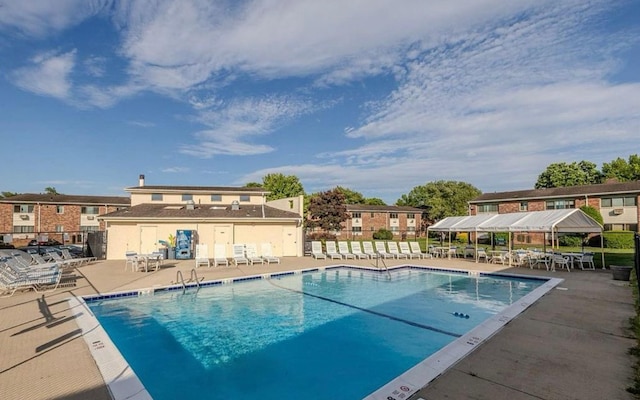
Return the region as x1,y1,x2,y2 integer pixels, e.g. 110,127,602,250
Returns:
0,257,635,400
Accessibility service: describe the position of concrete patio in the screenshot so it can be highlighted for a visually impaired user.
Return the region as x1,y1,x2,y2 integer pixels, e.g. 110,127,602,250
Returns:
0,256,635,400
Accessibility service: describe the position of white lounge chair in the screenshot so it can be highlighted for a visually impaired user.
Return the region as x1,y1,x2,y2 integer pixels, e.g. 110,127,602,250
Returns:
337,241,356,259
0,262,62,297
374,241,394,259
213,244,229,267
311,241,327,259
61,248,96,265
398,242,419,259
350,242,369,259
325,241,343,259
362,241,379,258
409,242,428,259
195,244,210,268
232,244,249,265
387,241,408,259
125,251,139,271
244,243,264,265
260,243,280,264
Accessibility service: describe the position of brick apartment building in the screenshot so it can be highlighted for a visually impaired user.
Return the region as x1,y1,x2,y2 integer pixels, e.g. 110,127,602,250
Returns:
307,204,423,240
0,194,130,247
468,180,640,244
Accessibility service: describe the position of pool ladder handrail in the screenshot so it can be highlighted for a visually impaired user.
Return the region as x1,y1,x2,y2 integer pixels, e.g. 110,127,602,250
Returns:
374,255,391,280
176,269,201,294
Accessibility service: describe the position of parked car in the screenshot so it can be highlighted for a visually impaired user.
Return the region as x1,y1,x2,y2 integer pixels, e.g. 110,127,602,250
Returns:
0,242,15,249
28,239,63,246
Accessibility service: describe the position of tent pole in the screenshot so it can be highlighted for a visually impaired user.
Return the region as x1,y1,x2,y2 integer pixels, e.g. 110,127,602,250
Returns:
508,231,512,267
475,230,479,263
601,234,605,269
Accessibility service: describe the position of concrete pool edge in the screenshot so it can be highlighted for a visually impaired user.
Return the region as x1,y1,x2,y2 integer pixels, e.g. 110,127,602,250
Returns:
72,265,561,400
363,273,563,400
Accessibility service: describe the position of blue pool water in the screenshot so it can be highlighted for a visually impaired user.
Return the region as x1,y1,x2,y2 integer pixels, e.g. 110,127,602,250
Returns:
88,268,544,400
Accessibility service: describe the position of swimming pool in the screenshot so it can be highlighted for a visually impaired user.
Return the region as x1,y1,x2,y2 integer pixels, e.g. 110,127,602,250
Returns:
73,266,560,400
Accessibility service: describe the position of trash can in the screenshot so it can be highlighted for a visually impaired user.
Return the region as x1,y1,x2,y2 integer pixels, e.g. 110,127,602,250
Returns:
610,265,632,281
168,247,175,260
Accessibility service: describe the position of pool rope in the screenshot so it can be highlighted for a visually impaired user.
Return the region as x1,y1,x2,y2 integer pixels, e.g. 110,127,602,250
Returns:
267,278,461,338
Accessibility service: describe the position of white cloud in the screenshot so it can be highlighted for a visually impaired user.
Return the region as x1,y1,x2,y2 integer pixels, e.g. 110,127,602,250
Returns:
0,0,110,37
180,95,314,157
128,120,156,128
161,167,191,173
12,50,77,99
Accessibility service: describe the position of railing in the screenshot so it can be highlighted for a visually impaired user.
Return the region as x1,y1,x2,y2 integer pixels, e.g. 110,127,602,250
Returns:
374,255,391,280
175,269,201,294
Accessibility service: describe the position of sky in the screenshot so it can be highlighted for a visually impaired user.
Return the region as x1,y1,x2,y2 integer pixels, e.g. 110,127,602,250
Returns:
1,0,639,204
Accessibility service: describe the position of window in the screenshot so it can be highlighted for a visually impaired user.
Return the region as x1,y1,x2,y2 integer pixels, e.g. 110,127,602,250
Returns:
181,194,193,201
370,213,375,218
352,212,361,218
239,195,250,202
81,225,100,232
13,225,34,233
55,225,64,233
407,227,416,232
601,196,637,207
407,213,415,219
81,206,99,214
477,204,498,213
390,226,399,232
56,205,64,214
211,194,222,202
519,202,528,211
546,199,575,210
13,205,34,213
351,227,362,232
151,193,163,201
390,213,398,219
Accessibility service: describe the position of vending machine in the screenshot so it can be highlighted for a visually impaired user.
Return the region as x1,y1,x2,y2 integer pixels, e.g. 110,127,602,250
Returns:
175,229,196,259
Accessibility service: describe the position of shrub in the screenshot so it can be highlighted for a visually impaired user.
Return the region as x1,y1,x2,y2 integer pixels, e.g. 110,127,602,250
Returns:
580,205,604,225
306,232,337,241
604,231,635,249
559,234,584,247
456,232,468,244
373,229,393,240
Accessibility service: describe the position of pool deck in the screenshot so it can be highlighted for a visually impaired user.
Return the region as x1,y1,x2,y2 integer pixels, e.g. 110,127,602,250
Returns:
0,256,635,400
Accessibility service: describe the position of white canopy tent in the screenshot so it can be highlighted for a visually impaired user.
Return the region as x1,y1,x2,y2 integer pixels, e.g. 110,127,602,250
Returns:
428,209,604,266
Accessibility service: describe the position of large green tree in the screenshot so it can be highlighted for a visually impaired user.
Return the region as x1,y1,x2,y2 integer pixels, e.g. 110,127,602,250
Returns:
364,197,386,205
396,180,481,223
44,187,59,195
260,173,305,201
306,189,349,231
602,154,640,182
335,186,366,204
0,191,17,199
534,161,603,189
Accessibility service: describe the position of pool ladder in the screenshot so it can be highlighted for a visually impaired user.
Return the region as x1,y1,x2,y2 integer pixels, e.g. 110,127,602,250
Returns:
374,256,391,280
176,269,201,294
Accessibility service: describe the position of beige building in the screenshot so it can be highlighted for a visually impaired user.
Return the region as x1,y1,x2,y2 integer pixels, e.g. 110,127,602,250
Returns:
100,175,304,260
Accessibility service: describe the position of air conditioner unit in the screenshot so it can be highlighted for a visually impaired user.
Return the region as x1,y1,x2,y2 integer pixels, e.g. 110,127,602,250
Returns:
19,214,29,220
87,215,95,220
354,218,360,223
612,208,624,215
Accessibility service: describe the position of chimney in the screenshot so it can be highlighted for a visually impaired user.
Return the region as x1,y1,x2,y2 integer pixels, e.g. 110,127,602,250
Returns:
139,174,145,187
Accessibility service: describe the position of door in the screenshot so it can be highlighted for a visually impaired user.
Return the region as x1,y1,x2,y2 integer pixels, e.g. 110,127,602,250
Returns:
214,225,232,256
282,225,298,256
140,226,158,254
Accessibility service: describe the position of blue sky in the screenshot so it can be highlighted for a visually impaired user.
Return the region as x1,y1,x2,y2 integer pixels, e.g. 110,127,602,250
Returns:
1,0,639,204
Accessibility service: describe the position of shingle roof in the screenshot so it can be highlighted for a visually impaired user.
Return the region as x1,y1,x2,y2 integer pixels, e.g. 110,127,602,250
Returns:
100,203,300,220
346,204,423,212
0,193,130,205
471,181,640,203
126,185,268,193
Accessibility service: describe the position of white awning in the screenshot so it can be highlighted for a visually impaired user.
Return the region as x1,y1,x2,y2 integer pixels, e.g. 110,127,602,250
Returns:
429,209,602,233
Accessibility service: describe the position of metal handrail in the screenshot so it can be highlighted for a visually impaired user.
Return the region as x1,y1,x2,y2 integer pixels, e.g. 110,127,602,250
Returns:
374,255,391,280
189,268,201,289
176,270,186,294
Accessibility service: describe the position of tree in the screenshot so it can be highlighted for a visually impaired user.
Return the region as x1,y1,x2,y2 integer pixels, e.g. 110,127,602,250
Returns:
580,205,603,225
396,180,481,224
44,187,59,195
602,154,640,182
0,191,17,199
244,182,263,188
262,173,305,201
334,186,366,204
306,189,349,232
534,161,603,189
364,197,386,205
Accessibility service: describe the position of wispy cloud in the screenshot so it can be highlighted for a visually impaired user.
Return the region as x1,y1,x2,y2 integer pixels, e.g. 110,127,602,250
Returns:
180,95,314,157
12,50,77,99
127,120,156,128
161,167,191,173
